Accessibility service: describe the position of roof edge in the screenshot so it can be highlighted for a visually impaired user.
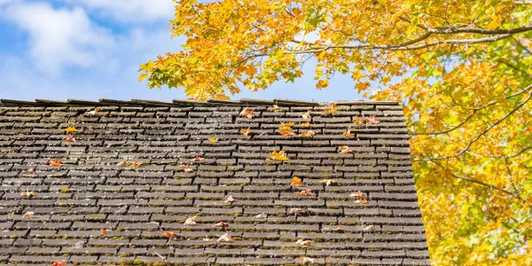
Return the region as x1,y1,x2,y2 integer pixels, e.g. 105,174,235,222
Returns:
0,98,400,107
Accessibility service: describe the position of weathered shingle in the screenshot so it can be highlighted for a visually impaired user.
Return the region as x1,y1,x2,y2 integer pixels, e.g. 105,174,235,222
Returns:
0,99,430,265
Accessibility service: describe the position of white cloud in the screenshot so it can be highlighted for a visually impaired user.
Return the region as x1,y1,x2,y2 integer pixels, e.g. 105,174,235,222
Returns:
68,0,174,22
3,1,113,74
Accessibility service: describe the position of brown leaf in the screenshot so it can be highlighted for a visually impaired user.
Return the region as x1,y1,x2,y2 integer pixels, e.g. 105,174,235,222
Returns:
240,127,252,138
192,155,205,162
342,129,353,138
240,107,254,119
129,161,143,169
22,211,34,219
161,231,177,240
366,116,380,125
295,256,315,264
350,191,369,205
52,260,67,266
100,228,109,237
319,179,336,186
299,130,316,138
48,159,63,169
296,188,315,197
338,145,352,154
20,191,36,199
217,232,233,242
295,239,313,247
290,176,303,187
63,134,76,144
224,195,235,204
184,215,197,225
213,221,229,230
300,121,311,128
179,163,194,172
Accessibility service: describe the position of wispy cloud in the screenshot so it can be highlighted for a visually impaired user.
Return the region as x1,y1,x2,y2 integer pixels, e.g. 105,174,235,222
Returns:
64,0,174,22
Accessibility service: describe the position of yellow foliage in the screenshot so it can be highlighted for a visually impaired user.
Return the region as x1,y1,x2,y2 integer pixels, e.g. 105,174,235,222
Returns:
141,1,532,264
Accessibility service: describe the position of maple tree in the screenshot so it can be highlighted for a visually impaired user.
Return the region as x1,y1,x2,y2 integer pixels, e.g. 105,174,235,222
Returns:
141,1,531,264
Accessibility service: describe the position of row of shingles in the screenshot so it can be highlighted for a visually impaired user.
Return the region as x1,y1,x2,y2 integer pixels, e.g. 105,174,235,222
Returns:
0,106,84,264
224,103,428,262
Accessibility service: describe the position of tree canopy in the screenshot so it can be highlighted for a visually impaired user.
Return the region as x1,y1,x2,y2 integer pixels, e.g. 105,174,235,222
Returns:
140,1,531,265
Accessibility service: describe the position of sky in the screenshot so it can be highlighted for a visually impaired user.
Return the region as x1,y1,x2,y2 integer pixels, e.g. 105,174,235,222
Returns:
0,0,361,102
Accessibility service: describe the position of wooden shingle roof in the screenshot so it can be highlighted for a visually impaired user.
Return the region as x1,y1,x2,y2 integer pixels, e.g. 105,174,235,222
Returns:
0,99,430,265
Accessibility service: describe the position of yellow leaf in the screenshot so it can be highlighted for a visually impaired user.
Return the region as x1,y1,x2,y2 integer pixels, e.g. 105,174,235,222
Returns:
208,135,219,144
323,103,337,116
270,150,288,161
300,130,316,138
338,145,352,154
355,82,370,91
64,126,77,134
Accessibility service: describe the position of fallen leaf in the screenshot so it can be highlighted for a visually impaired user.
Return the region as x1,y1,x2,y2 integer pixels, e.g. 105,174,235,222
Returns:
288,208,307,216
208,135,219,144
161,231,177,240
116,160,128,167
240,127,252,138
271,105,281,112
52,260,67,266
323,103,337,116
350,191,369,205
366,116,380,125
129,161,143,169
300,130,316,138
269,150,288,161
59,186,70,193
100,228,108,237
224,195,235,204
20,191,36,199
48,159,63,169
278,122,295,137
192,155,205,162
290,176,303,187
295,256,315,264
64,126,77,134
342,129,353,138
22,167,36,176
296,239,313,247
63,134,76,144
217,232,233,242
85,107,101,116
22,211,34,219
184,215,197,225
338,145,352,154
353,117,365,126
255,213,267,219
363,225,374,231
179,164,193,172
296,188,315,197
301,111,311,121
319,179,336,186
240,107,254,119
213,221,229,230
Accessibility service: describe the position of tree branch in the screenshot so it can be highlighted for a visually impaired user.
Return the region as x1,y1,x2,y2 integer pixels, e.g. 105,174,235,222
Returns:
419,89,531,161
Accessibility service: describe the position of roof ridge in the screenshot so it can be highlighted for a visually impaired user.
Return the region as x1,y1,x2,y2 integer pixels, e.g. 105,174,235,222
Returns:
0,98,400,107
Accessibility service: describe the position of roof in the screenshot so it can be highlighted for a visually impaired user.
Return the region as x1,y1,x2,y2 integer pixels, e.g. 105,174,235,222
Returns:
0,99,431,265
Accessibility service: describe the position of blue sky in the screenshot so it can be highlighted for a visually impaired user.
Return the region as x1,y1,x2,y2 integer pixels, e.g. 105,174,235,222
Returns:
0,0,361,102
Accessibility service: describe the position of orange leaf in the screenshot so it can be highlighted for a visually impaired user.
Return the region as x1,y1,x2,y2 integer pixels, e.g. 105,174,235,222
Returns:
355,82,370,91
100,228,108,237
296,188,314,197
161,231,177,240
290,176,303,187
52,260,67,266
240,107,254,119
342,129,353,138
48,159,63,168
350,191,369,205
278,122,295,137
64,126,77,134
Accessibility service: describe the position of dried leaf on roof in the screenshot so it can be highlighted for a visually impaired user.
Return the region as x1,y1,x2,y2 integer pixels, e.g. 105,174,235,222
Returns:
300,130,316,138
48,159,63,169
295,239,313,247
338,145,352,154
296,188,315,197
269,150,288,161
295,256,315,264
323,103,337,116
278,122,295,137
161,231,177,240
64,126,77,134
217,232,233,242
240,107,254,119
350,191,369,205
208,135,219,144
184,215,197,225
290,176,303,187
240,127,252,138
